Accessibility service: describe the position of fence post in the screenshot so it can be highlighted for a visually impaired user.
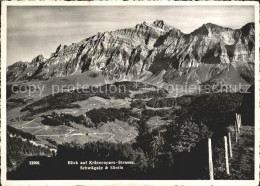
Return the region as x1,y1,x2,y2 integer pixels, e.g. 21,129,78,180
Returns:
236,113,241,133
235,121,238,143
208,138,214,180
228,132,232,158
239,114,242,127
224,136,230,175
238,114,240,130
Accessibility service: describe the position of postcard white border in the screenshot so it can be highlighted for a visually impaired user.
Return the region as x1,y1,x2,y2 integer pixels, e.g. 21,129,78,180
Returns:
1,1,259,186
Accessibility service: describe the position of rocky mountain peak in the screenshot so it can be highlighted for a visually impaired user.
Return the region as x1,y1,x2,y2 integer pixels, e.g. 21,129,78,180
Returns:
191,23,234,36
30,54,45,66
153,20,173,31
241,22,255,36
204,22,221,27
153,20,165,27
135,21,149,30
57,44,68,51
8,61,28,69
50,44,68,58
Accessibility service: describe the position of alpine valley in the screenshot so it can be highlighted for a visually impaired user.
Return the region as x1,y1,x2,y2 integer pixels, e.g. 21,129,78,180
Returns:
7,20,255,180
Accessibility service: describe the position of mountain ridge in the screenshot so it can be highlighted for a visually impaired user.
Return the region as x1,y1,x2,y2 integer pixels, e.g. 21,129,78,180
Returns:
7,20,255,88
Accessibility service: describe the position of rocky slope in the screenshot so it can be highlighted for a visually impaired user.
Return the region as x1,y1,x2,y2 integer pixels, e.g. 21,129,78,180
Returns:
7,20,255,87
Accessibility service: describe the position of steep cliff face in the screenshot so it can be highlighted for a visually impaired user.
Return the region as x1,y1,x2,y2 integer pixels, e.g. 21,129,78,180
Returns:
148,22,255,85
7,20,255,86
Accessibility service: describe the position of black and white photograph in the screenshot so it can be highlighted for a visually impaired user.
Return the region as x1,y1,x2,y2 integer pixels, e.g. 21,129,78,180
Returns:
1,1,259,184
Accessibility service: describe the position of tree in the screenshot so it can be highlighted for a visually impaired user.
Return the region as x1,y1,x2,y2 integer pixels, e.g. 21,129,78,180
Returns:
164,109,211,153
135,118,153,153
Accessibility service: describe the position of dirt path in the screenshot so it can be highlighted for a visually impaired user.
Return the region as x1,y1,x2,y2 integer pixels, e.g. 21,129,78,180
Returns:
16,119,37,129
88,132,116,141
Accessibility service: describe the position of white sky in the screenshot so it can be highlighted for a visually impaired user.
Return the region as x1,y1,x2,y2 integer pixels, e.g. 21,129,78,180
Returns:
7,6,254,65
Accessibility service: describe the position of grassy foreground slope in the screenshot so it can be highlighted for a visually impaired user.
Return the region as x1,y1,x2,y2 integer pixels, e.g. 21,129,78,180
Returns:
212,126,254,180
228,126,254,179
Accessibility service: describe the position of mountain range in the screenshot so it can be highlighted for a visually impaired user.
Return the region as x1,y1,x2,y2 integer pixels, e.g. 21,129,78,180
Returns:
7,20,255,87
